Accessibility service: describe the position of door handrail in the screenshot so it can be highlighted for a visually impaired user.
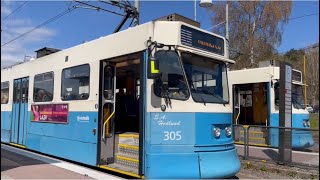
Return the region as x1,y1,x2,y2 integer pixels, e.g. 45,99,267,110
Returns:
235,110,240,124
103,111,115,140
235,87,241,124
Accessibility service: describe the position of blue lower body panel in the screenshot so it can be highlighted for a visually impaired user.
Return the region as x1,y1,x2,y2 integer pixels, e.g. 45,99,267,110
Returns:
269,129,314,148
145,148,240,179
1,111,11,143
292,131,315,149
269,113,314,148
198,148,240,178
26,133,97,166
146,153,200,179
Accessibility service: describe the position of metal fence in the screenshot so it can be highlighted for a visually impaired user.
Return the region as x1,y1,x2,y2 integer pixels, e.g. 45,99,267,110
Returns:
233,124,319,168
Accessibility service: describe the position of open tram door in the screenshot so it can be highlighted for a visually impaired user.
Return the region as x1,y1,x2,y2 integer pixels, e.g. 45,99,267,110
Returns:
232,83,270,146
98,53,143,178
99,62,117,165
233,86,241,125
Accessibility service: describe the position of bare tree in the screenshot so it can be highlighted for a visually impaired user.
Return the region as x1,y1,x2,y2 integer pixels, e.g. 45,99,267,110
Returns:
208,1,293,69
305,44,319,106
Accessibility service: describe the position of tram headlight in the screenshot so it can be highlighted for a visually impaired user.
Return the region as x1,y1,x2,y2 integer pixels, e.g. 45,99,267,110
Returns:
225,126,232,137
307,121,310,127
303,120,307,127
213,127,221,138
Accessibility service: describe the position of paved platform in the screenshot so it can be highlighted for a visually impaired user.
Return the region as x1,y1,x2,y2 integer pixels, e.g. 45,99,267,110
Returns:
2,143,301,179
1,144,123,179
236,144,319,167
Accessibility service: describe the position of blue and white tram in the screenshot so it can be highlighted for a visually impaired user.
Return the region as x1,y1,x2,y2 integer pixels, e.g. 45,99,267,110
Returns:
229,61,314,149
1,15,240,179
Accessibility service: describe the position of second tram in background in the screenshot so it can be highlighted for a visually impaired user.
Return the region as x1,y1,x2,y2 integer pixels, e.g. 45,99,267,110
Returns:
229,60,314,149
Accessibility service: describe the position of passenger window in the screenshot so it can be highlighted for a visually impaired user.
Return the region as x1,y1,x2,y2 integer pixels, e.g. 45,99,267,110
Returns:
104,66,114,100
1,81,9,104
13,81,21,103
61,64,90,101
34,72,54,102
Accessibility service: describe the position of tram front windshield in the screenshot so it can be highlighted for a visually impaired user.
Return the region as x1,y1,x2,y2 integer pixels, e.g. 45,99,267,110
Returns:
181,53,229,104
292,84,305,109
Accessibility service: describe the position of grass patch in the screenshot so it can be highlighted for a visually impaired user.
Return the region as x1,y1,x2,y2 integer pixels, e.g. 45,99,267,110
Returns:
310,113,319,129
260,165,267,172
244,162,252,169
287,171,297,177
274,169,280,174
310,174,318,179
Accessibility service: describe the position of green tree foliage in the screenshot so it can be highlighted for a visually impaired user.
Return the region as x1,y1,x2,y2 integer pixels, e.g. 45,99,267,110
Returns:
281,48,305,69
270,45,318,107
284,48,305,62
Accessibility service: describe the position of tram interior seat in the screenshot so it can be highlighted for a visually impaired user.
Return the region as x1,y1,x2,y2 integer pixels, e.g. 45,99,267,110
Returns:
115,89,140,133
115,64,140,133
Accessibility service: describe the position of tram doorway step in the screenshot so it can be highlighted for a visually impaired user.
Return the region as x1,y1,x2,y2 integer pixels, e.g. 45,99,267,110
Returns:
240,127,268,146
104,132,139,175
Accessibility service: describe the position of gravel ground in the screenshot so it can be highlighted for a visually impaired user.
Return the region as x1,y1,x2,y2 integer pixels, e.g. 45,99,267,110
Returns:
237,159,319,179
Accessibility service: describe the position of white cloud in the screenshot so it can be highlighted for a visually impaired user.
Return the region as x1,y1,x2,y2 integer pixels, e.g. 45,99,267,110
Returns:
1,6,11,15
5,19,33,26
1,3,57,68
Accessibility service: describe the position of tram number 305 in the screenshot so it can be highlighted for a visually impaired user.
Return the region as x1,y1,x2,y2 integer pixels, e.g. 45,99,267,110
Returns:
164,131,182,141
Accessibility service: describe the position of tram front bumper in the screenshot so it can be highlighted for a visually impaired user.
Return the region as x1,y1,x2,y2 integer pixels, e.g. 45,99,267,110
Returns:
145,147,240,179
292,130,315,149
198,147,240,179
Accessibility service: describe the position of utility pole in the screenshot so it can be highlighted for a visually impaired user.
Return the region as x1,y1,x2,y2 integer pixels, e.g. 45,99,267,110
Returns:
226,3,229,58
134,0,139,26
304,55,307,107
194,0,197,21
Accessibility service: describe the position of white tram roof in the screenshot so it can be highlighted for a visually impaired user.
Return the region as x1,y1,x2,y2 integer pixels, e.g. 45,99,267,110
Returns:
1,21,233,80
228,66,280,85
228,66,305,86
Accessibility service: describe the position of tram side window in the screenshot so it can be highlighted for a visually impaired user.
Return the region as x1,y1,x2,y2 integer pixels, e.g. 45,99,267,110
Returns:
1,81,9,104
61,64,90,101
153,51,189,100
34,72,54,102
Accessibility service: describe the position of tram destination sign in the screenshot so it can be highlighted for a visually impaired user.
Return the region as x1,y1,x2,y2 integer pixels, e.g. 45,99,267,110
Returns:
180,25,224,56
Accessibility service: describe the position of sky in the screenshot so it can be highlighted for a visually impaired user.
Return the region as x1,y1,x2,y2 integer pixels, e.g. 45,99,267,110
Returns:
1,0,319,68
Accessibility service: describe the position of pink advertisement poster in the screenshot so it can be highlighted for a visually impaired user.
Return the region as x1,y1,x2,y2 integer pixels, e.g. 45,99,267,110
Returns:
31,104,68,123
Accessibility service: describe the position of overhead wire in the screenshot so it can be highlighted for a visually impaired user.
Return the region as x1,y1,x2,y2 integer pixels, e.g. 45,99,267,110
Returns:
1,1,28,23
74,1,125,16
1,4,78,47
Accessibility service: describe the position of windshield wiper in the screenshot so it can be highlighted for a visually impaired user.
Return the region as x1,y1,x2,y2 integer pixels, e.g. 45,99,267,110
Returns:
189,81,206,106
198,92,206,106
202,89,227,106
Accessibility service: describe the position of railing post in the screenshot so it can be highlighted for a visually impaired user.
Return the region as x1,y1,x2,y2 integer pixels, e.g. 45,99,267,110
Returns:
246,126,249,159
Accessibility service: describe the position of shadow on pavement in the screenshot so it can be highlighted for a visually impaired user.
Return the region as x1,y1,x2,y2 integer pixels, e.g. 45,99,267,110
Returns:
1,148,58,172
262,149,279,161
225,175,239,179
